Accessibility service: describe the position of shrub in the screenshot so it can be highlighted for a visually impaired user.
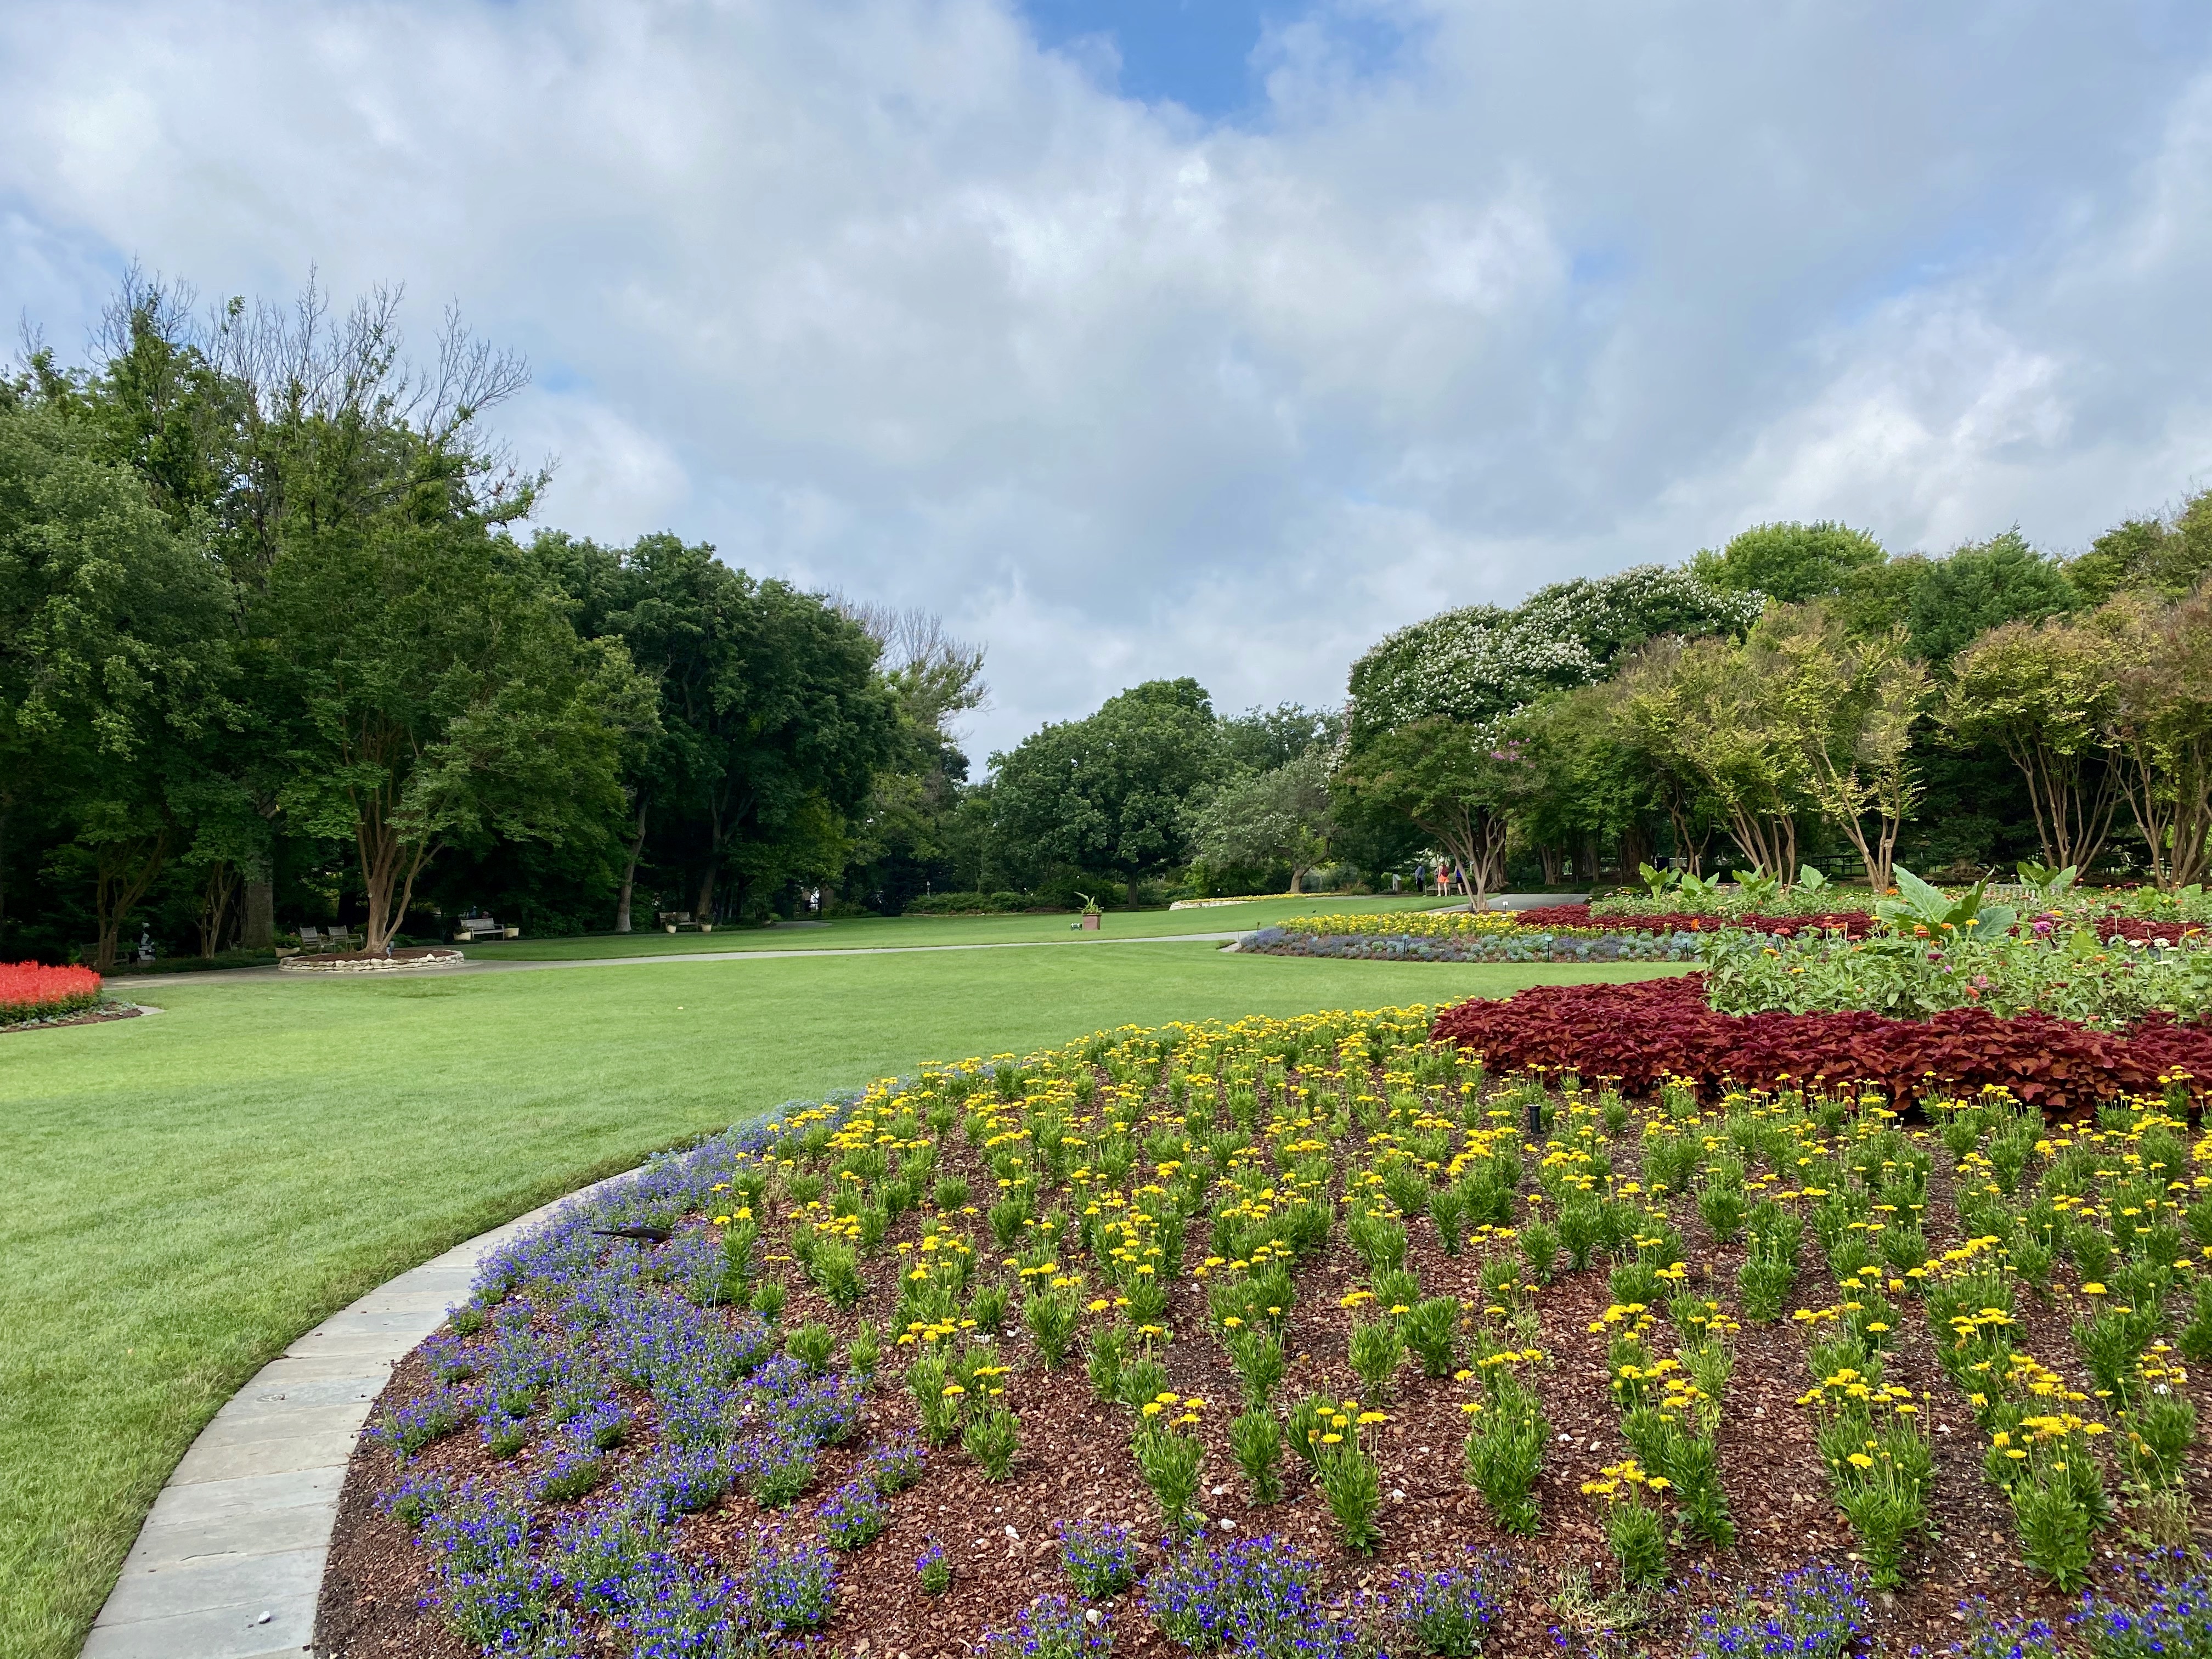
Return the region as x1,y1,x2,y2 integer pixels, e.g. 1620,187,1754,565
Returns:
1144,1536,1340,1653
1348,1317,1404,1398
1403,1297,1462,1378
1025,1290,1079,1368
963,1405,1020,1481
1374,1550,1505,1656
1229,1407,1284,1504
786,1318,834,1373
0,962,103,1024
1462,1374,1547,1536
1691,1563,1870,1659
1431,974,2212,1112
1134,1415,1205,1534
917,1538,951,1594
980,1594,1114,1658
814,1479,887,1550
1058,1519,1141,1600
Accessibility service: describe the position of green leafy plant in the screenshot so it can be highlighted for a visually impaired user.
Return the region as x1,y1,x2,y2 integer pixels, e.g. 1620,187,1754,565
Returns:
1348,1317,1405,1398
1229,1407,1284,1504
1403,1297,1462,1378
786,1318,834,1373
1462,1373,1548,1535
1024,1291,1079,1369
1133,1415,1204,1534
962,1404,1020,1481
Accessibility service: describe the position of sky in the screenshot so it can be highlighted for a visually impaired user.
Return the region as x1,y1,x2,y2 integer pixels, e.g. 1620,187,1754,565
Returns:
4,1,2211,759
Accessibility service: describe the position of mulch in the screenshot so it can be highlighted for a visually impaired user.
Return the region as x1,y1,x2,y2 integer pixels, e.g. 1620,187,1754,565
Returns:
0,1002,146,1035
314,1082,2210,1658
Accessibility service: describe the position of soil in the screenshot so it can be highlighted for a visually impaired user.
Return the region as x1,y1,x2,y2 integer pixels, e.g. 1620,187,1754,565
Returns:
0,1002,147,1034
314,1070,2211,1659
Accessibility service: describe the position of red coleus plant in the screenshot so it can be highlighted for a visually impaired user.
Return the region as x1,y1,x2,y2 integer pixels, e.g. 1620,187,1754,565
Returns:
0,962,104,1024
1431,973,2212,1113
1543,905,1878,938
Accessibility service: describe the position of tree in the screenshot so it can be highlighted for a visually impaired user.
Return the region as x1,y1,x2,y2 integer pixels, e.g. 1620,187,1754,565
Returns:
1219,703,1341,774
1333,719,1511,898
1763,607,1929,890
1691,521,1888,603
1616,636,1808,879
1904,529,2079,665
2109,586,2212,891
989,678,1224,907
1498,683,1660,883
1943,612,2132,872
0,394,233,966
2067,489,2212,606
1191,750,1336,894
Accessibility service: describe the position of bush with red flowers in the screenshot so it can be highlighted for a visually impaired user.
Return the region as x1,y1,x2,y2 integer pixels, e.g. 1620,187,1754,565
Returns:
1429,973,2212,1112
0,962,104,1025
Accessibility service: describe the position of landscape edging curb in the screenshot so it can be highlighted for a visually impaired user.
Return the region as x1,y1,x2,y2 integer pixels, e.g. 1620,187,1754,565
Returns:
81,1172,630,1659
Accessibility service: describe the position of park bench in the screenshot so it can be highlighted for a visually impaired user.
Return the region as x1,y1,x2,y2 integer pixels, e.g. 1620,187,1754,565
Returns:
453,915,520,941
655,911,714,934
297,924,359,951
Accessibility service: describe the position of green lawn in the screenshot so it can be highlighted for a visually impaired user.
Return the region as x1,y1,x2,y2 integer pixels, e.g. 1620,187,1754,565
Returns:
461,892,1449,959
0,941,1685,1659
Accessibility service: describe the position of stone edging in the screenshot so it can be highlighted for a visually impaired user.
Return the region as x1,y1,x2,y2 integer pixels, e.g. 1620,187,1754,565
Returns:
276,950,465,974
82,1173,625,1659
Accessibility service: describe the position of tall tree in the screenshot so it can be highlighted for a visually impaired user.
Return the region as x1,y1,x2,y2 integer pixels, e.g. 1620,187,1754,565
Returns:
1943,611,2132,872
2109,587,2212,891
1692,521,1888,603
0,393,233,966
1332,718,1511,898
1903,529,2079,665
989,678,1224,908
1190,749,1336,894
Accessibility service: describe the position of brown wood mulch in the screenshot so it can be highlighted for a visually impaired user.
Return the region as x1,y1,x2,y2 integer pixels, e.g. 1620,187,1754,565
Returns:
314,1091,2211,1658
0,1002,145,1034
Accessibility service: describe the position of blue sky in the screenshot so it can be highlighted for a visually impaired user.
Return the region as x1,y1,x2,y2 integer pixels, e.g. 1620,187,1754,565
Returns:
3,1,2210,754
1018,0,1412,119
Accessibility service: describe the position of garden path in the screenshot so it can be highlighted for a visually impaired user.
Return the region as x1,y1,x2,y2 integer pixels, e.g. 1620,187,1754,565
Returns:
80,1176,629,1659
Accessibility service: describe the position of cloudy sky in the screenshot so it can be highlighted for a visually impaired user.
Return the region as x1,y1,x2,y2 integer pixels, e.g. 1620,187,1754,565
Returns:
4,1,2210,757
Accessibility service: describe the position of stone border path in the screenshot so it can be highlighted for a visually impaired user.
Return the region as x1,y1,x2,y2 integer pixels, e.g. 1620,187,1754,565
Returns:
83,1175,624,1659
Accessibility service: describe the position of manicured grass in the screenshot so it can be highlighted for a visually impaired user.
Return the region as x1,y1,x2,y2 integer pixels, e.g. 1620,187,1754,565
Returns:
461,893,1452,960
0,943,1683,1659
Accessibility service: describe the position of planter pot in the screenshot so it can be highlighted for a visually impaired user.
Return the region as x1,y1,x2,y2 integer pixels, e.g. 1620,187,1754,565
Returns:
1080,913,1101,930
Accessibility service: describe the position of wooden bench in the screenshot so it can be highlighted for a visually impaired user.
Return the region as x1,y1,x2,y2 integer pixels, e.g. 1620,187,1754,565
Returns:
453,916,520,942
297,924,359,952
655,911,714,934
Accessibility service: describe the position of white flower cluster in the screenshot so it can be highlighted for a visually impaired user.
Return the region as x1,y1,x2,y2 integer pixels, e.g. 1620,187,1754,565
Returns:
1346,565,1763,737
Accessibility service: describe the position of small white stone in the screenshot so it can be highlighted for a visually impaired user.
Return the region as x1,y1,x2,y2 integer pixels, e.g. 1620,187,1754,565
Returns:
1086,1609,1103,1626
1218,1516,1237,1531
1005,1523,1019,1540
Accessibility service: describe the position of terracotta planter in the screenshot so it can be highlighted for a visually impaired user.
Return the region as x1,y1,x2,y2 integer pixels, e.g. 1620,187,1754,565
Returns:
1079,913,1101,930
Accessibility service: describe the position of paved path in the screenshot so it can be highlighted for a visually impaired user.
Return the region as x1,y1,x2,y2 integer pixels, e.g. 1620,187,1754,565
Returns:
138,931,1248,984
82,1177,624,1659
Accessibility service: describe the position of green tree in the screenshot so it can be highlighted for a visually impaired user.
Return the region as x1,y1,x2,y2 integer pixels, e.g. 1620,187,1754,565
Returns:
0,394,233,966
989,678,1224,907
1903,529,2078,665
1691,521,1888,603
2109,589,2212,890
1616,635,1809,879
1191,750,1336,894
2067,488,2212,605
1332,718,1511,898
1943,611,2133,872
1763,607,1930,890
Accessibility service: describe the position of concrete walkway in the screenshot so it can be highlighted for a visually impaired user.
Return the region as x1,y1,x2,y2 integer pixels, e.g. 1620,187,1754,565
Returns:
138,930,1249,985
82,1177,623,1659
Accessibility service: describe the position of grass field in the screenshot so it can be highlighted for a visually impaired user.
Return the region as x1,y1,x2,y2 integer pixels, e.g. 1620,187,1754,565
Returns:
0,939,1681,1659
460,892,1451,960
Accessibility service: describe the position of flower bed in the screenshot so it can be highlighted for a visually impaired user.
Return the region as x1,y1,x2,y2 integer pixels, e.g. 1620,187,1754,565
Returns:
1240,924,1704,964
0,961,104,1025
1431,974,2212,1110
324,1011,2211,1658
1547,902,1880,938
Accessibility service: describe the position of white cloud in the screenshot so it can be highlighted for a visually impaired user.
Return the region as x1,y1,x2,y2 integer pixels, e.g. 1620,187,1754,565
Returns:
2,0,2209,754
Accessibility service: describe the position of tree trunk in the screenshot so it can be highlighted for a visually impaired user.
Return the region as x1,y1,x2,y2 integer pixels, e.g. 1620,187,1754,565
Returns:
614,798,648,933
93,835,169,972
1288,865,1305,895
240,868,275,949
696,862,718,924
1538,845,1564,886
197,863,240,959
1125,873,1141,911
